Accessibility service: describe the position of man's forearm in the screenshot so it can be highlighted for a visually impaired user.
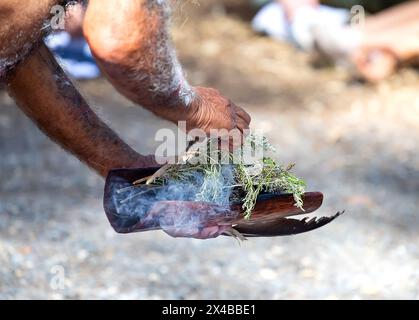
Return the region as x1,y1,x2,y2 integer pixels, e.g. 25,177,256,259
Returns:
7,43,154,177
84,0,194,123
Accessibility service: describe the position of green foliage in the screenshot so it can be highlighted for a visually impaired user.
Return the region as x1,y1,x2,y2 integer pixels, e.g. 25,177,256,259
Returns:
152,136,306,219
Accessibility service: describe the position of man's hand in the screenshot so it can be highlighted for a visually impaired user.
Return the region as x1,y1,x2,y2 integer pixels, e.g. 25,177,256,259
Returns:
185,87,251,135
145,201,236,240
84,0,251,143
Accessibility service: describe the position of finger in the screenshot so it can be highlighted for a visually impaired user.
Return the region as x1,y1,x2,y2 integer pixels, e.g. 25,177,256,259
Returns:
236,106,251,125
236,116,250,132
163,226,200,239
229,128,245,150
163,225,222,239
237,114,251,131
232,118,250,149
197,226,222,239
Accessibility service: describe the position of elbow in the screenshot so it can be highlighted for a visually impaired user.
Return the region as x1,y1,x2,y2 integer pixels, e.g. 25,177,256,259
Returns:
84,25,129,65
83,14,145,66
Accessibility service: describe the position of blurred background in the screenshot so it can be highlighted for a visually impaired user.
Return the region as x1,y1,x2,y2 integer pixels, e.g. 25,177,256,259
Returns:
0,0,419,299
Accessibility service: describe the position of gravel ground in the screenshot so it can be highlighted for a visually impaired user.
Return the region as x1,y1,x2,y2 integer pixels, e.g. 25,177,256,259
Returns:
1,1,419,299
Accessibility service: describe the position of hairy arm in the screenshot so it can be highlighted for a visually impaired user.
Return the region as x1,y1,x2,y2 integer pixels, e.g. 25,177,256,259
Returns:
84,0,250,134
7,43,156,177
84,0,193,121
0,0,62,80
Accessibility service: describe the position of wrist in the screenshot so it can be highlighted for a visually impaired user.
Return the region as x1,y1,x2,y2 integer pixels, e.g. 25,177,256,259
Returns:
170,77,196,109
166,61,196,112
160,83,197,124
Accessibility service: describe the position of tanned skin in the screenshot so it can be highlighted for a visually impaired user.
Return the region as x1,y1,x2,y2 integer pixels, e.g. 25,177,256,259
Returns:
0,0,250,238
7,43,156,177
1,0,156,177
0,0,250,175
278,0,419,82
0,0,59,78
84,0,251,134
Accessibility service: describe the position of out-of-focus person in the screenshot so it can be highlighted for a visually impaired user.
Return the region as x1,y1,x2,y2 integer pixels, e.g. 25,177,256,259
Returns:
46,2,100,80
252,0,348,51
252,0,419,82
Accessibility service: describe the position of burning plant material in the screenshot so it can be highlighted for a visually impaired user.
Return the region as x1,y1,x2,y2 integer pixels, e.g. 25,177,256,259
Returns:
137,135,307,220
103,135,341,239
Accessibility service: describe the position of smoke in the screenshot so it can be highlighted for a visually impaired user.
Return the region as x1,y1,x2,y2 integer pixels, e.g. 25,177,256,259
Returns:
109,165,238,237
194,165,236,206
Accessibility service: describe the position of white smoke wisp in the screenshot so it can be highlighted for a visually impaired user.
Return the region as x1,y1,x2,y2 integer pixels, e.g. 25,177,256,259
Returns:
111,165,237,235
